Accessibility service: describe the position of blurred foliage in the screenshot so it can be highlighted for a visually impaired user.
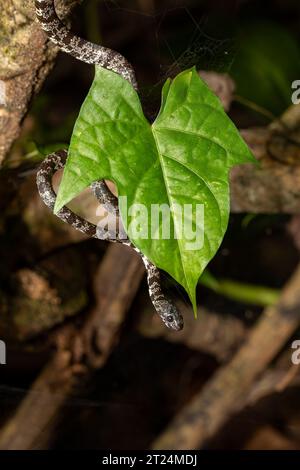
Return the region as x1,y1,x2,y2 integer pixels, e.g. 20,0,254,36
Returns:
200,270,280,307
231,20,300,116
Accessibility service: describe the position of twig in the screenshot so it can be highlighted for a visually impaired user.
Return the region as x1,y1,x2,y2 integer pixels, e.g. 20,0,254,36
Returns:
152,263,300,450
74,243,145,369
231,120,300,214
0,352,78,450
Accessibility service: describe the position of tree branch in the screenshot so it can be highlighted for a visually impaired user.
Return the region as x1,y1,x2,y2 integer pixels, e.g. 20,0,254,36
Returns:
0,0,79,165
152,262,300,450
0,243,144,450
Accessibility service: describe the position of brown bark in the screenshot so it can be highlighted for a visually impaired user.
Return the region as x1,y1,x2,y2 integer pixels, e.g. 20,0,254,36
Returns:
230,127,300,213
152,262,300,450
231,105,300,213
0,243,144,450
0,354,77,450
0,248,88,340
0,0,79,165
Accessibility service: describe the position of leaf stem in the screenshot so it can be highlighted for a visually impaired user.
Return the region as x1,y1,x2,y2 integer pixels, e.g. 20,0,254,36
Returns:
200,270,280,307
234,94,276,122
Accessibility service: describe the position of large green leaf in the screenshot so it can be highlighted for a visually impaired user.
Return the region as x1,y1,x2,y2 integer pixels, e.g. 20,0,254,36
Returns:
55,66,254,311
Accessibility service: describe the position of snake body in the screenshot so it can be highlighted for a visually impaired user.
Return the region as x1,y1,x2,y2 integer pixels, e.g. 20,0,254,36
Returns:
35,1,184,331
35,0,137,87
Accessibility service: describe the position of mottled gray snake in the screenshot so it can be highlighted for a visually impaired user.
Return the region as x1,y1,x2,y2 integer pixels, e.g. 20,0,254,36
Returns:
35,0,184,330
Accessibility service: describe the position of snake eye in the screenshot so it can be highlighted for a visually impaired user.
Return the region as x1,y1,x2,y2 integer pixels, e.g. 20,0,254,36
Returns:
166,315,173,323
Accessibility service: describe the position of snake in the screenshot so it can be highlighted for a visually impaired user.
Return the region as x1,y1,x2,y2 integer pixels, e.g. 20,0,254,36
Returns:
34,0,184,331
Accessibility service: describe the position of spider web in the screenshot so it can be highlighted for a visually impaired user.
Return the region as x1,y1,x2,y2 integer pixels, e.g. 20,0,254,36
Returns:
157,8,236,81
102,1,236,77
100,2,236,106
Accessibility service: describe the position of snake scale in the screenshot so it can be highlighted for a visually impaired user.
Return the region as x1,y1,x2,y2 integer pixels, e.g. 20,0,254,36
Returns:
35,0,184,331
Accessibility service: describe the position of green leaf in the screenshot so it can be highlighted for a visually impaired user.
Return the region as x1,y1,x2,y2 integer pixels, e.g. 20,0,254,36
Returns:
55,66,255,312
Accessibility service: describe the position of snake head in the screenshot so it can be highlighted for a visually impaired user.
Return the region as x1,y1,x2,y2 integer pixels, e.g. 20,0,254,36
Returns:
161,300,184,331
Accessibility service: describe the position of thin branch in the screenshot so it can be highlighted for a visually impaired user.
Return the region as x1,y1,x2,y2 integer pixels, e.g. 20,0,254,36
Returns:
152,262,300,450
0,243,144,450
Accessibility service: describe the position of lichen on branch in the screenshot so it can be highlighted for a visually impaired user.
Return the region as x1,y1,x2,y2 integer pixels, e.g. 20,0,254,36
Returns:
0,0,79,165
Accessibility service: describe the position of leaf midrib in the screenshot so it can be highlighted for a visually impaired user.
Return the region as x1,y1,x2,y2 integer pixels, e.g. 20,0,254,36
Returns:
151,125,191,296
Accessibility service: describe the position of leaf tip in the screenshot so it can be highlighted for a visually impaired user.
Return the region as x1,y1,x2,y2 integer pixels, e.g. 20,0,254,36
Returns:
53,185,71,214
193,304,198,319
188,287,198,318
53,196,64,215
251,153,260,166
244,146,259,167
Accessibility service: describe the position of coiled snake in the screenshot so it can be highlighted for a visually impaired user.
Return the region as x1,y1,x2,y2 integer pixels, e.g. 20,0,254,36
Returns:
35,0,184,331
